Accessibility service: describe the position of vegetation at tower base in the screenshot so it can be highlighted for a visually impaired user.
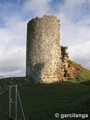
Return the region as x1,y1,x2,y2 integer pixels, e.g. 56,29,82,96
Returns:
0,69,90,120
0,78,90,120
26,15,88,83
0,15,90,119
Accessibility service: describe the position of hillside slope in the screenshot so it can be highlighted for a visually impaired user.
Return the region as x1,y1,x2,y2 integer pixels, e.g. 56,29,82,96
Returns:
0,81,90,120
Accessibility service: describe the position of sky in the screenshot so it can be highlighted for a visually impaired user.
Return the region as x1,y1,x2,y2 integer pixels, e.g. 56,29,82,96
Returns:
0,0,90,78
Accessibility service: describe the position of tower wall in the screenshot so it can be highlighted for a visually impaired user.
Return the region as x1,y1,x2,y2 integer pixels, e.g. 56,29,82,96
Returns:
26,15,63,83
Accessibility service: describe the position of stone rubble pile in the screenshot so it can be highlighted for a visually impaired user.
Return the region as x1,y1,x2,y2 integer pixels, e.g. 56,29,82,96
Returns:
26,15,84,83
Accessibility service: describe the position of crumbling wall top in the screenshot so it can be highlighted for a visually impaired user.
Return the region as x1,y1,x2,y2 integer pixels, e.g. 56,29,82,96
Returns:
27,15,60,25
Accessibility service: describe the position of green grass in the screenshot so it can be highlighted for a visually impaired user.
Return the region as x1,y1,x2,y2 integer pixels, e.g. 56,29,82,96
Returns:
77,70,90,81
0,70,90,119
0,81,90,120
68,70,90,84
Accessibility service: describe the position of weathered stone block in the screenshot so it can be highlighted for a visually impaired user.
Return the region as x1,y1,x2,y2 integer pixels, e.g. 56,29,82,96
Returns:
26,15,62,83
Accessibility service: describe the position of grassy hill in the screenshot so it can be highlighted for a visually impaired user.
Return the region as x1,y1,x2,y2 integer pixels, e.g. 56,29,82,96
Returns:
0,71,90,120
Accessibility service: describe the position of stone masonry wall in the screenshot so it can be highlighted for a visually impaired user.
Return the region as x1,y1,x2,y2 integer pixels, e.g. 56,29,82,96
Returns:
26,15,63,83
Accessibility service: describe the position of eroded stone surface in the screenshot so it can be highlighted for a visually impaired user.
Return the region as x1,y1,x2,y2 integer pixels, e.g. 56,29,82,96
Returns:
26,15,84,83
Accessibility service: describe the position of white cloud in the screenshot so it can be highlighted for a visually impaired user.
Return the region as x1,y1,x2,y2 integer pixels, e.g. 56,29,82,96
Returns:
59,0,90,12
23,0,52,16
60,17,90,70
54,0,90,69
0,44,26,77
68,41,90,69
60,18,90,45
0,0,90,78
0,16,26,77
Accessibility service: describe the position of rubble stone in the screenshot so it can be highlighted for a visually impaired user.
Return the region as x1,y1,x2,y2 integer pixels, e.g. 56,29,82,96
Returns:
26,15,84,83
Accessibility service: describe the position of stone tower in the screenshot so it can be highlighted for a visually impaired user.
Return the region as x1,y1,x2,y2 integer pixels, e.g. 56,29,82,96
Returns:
26,15,63,83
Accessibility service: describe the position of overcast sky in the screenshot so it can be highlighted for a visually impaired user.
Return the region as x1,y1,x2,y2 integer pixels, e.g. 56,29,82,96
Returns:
0,0,90,78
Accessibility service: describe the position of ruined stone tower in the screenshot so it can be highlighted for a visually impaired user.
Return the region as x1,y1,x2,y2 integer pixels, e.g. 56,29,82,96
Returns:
26,15,63,83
